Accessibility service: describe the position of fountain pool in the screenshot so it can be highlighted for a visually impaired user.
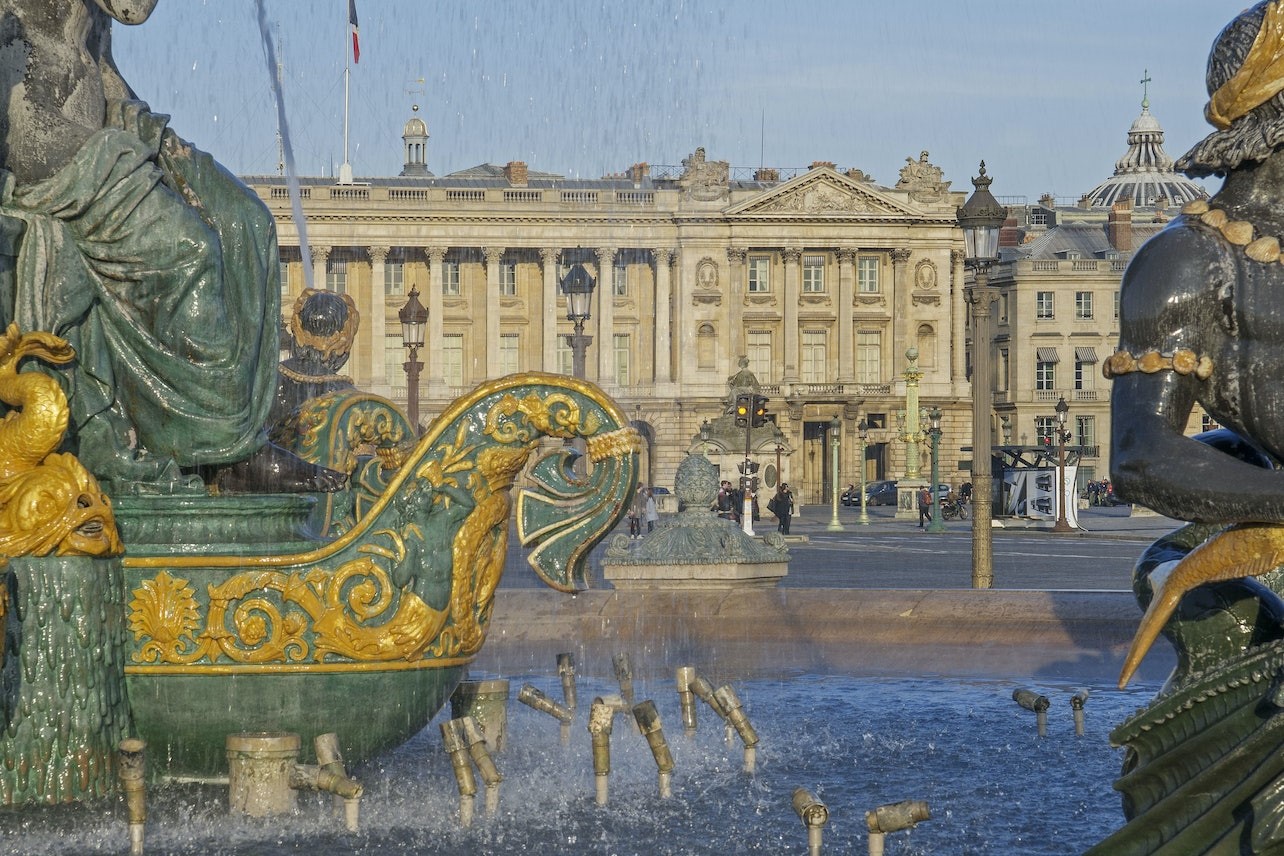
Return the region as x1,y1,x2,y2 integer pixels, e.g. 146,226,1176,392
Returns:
0,672,1154,855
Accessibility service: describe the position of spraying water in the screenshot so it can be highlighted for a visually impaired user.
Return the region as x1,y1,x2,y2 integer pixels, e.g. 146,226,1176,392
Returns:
255,0,313,292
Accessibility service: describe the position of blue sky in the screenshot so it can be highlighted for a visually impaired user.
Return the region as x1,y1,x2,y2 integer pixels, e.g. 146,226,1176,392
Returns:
111,1,1243,200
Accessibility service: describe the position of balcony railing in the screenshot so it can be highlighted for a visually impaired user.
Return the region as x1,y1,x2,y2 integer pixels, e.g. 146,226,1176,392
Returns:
1072,389,1100,402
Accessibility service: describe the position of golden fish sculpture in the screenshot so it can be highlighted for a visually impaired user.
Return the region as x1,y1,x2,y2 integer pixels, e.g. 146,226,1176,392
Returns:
1117,522,1284,688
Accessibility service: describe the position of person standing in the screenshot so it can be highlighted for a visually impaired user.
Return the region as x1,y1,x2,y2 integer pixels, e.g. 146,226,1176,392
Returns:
768,483,794,535
918,486,932,529
644,488,659,534
628,485,644,538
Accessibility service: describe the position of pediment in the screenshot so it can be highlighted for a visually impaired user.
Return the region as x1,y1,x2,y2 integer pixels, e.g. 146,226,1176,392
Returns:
726,168,919,219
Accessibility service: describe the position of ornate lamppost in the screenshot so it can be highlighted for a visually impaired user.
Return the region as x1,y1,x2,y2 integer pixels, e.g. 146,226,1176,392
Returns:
857,418,870,525
398,284,427,435
699,419,711,456
827,416,844,532
561,261,596,379
926,407,945,533
957,161,1007,589
1052,395,1075,533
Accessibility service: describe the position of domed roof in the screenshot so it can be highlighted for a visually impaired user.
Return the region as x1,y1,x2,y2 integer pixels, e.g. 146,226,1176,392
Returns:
403,116,428,138
1082,97,1206,210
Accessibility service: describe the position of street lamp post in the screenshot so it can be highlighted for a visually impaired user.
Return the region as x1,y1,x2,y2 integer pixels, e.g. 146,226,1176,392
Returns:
857,418,870,525
561,261,596,476
926,407,945,533
1052,395,1075,533
958,161,1007,589
398,285,427,435
827,416,844,532
699,419,711,456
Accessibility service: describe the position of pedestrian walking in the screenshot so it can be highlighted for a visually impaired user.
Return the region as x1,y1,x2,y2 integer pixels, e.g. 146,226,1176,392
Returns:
628,485,644,538
644,488,659,533
767,483,794,535
917,486,932,528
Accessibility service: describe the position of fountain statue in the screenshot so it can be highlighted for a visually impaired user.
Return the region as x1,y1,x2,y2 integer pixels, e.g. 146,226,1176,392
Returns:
0,0,638,803
1093,2,1284,851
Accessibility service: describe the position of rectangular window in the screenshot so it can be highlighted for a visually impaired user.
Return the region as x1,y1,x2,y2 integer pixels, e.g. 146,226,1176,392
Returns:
613,334,630,386
856,331,881,383
326,256,347,294
1036,291,1054,319
385,260,404,296
801,330,827,383
1075,291,1093,320
613,260,628,297
556,335,573,376
279,259,290,298
997,348,1010,392
499,333,519,375
499,262,516,297
747,256,771,293
441,261,460,296
442,334,464,387
1035,416,1056,446
1075,360,1093,391
1076,415,1096,449
999,292,1009,324
857,256,880,293
1114,291,1120,320
802,254,826,293
747,331,772,381
384,338,406,389
1036,360,1056,391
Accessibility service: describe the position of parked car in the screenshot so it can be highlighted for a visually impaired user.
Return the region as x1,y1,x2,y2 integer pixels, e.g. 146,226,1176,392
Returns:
840,484,859,506
936,484,951,501
865,480,898,506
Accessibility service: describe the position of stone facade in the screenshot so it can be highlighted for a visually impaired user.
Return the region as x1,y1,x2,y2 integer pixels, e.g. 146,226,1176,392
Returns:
246,146,976,505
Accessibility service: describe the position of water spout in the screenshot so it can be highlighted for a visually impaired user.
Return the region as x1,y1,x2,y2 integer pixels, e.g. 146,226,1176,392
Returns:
518,683,575,746
689,674,733,745
460,716,503,816
588,698,615,806
557,652,578,711
117,738,146,856
307,733,363,832
792,788,829,856
675,666,698,736
226,732,302,817
1071,690,1089,737
714,685,759,773
1013,689,1050,737
866,800,931,856
632,701,676,799
612,653,636,707
440,720,477,828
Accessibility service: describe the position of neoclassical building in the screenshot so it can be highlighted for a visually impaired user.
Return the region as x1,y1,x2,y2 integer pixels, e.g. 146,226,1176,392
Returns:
245,129,976,504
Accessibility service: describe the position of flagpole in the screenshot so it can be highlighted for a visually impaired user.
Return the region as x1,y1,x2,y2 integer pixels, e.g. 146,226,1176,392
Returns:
339,3,353,184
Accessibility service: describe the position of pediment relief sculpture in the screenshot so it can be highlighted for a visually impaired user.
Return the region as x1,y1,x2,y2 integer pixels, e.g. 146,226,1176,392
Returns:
896,150,951,203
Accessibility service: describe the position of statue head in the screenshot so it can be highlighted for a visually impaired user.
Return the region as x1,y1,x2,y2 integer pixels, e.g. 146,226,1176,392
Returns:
1178,2,1284,177
288,289,360,373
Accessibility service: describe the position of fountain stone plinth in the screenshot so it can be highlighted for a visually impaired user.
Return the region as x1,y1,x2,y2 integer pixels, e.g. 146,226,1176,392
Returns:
603,454,788,590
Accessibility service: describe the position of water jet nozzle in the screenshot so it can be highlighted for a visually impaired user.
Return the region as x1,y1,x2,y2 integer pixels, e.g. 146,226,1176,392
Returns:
117,738,146,856
460,716,502,816
557,652,577,711
441,720,477,827
633,700,676,798
866,800,930,856
588,697,615,806
792,788,829,856
714,685,759,773
1071,689,1090,736
518,682,575,745
1013,688,1051,737
675,666,698,735
612,653,635,706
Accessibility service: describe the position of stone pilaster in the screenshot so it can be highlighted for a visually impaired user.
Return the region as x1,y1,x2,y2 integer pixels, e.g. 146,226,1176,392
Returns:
540,248,560,372
426,246,447,393
311,245,330,293
782,247,801,382
891,248,912,360
951,248,966,385
367,246,389,385
483,246,505,378
597,247,616,383
727,248,746,369
837,248,856,383
653,248,673,384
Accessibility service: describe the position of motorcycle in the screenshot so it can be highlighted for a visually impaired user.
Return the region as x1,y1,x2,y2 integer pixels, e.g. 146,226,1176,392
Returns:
940,497,968,520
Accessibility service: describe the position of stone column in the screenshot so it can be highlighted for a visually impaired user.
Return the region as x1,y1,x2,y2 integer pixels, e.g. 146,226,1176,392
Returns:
483,246,505,378
367,246,389,386
597,247,616,383
837,248,856,383
951,248,967,385
426,246,447,394
726,248,746,367
891,248,912,360
311,245,330,293
782,247,802,382
653,248,673,385
540,248,560,372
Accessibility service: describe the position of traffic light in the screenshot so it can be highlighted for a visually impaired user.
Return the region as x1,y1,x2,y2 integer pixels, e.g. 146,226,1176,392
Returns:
734,393,752,428
737,460,759,475
751,395,769,428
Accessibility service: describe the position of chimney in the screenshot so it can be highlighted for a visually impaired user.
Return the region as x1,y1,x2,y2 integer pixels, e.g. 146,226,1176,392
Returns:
999,214,1021,249
504,161,528,187
1108,200,1133,252
754,167,779,183
630,162,649,186
810,160,836,171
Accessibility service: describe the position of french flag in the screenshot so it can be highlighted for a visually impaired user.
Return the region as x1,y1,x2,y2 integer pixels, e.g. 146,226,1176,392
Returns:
348,0,360,64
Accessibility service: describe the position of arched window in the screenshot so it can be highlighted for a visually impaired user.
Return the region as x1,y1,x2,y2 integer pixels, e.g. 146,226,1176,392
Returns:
916,324,937,368
697,323,716,370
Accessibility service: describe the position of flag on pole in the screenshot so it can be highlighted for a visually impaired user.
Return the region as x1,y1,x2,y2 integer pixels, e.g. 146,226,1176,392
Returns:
348,0,360,64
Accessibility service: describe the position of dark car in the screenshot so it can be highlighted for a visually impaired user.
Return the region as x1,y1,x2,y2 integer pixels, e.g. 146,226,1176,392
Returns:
865,480,898,506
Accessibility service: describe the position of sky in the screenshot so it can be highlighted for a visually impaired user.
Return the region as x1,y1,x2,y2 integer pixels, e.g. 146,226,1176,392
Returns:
110,1,1246,202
